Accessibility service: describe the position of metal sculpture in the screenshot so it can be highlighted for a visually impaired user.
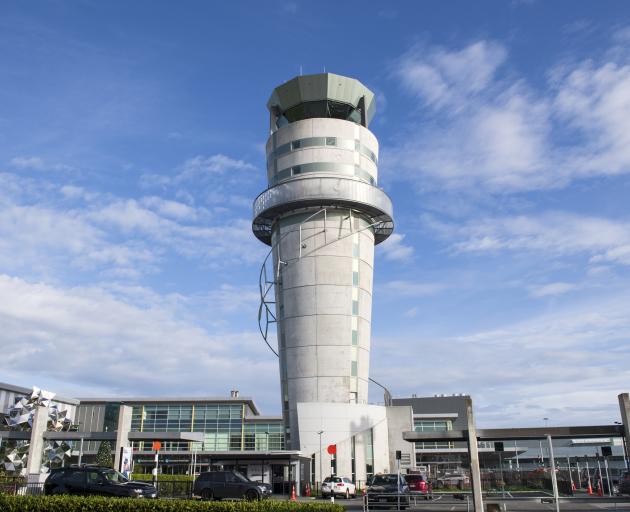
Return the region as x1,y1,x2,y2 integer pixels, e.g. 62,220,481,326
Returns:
1,387,74,475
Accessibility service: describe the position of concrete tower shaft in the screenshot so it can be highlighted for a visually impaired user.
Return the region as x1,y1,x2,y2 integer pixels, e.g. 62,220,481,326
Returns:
252,73,394,448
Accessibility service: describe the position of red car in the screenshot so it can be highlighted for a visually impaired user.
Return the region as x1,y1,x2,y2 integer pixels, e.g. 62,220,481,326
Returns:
405,474,431,498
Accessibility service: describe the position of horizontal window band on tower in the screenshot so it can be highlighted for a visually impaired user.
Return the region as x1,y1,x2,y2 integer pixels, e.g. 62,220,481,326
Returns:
270,162,376,186
268,136,378,164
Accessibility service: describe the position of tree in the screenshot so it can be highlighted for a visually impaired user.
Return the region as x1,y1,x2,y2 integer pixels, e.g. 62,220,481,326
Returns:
95,440,113,468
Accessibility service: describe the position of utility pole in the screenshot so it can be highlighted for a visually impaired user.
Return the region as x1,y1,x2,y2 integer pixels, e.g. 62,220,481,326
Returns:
317,430,324,495
547,435,560,512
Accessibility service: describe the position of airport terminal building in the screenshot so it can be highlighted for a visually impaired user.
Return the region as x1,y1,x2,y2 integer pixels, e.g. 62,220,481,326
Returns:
3,380,630,495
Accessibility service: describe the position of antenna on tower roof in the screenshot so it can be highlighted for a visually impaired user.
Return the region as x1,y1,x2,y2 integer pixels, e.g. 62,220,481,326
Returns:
299,65,303,76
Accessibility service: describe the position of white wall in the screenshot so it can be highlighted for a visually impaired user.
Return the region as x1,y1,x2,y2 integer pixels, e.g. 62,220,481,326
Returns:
296,402,412,485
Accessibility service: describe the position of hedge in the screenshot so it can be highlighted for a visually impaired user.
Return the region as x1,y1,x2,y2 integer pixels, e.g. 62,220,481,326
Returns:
0,494,345,512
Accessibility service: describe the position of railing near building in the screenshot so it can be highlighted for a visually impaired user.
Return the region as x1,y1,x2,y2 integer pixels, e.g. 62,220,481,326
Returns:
0,480,45,496
154,479,193,499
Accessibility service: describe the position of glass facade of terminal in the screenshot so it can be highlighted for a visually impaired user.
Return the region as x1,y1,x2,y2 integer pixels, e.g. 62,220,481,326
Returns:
414,419,454,450
126,403,285,452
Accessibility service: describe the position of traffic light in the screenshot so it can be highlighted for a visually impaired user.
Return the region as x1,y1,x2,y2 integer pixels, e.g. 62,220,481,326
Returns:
494,442,504,452
601,446,612,457
396,450,402,460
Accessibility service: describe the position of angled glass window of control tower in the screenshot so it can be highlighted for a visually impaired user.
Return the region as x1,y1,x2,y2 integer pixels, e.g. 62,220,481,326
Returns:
252,73,394,449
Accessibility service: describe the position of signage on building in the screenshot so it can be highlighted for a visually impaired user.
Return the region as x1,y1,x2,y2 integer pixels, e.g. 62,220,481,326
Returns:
121,447,133,477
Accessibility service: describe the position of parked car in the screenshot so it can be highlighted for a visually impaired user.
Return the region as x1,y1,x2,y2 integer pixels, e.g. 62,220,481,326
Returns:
434,473,469,489
193,470,272,500
404,474,431,498
321,476,356,498
366,473,410,509
44,466,157,498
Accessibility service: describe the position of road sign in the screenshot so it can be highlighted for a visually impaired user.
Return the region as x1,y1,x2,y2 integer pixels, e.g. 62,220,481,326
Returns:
327,444,336,455
152,441,162,451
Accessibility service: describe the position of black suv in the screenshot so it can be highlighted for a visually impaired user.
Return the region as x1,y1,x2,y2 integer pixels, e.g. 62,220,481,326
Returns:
44,466,157,498
193,470,272,500
366,473,410,509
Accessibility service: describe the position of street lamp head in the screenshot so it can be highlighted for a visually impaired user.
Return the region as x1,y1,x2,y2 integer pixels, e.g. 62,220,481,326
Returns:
317,430,324,435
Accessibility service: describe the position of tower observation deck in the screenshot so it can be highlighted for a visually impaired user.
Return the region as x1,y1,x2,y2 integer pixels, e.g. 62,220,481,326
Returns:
252,73,394,448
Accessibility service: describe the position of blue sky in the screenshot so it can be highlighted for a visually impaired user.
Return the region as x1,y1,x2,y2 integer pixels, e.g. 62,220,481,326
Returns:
1,0,630,427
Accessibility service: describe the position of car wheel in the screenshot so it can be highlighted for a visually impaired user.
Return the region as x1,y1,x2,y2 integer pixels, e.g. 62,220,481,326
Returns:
245,489,260,501
201,488,213,501
345,489,350,499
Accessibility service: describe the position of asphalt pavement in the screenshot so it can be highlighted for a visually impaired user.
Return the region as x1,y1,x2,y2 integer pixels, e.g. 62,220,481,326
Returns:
298,494,630,512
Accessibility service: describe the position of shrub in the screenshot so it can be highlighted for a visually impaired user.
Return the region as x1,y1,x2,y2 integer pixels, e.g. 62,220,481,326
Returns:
0,494,345,512
96,440,114,468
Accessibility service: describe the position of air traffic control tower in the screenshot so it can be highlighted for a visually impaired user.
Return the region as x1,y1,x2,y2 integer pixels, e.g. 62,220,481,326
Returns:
252,73,394,448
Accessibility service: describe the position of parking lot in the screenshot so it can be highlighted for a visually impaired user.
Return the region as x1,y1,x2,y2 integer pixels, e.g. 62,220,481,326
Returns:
303,494,630,512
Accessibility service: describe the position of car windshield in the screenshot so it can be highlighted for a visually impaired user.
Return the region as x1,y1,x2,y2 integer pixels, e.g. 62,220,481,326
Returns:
324,477,342,483
233,471,251,483
101,470,129,483
371,475,399,486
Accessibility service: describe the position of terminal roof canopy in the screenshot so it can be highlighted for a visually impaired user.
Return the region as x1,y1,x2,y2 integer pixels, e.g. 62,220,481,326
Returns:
267,73,376,129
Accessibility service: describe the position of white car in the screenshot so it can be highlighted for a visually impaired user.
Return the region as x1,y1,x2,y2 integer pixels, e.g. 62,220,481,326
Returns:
322,476,356,498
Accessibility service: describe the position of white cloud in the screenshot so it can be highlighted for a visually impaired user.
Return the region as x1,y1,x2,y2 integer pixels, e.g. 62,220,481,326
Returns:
528,282,578,297
0,202,154,277
10,156,73,172
378,233,414,261
552,58,630,177
386,36,630,193
0,275,278,404
403,307,418,318
397,41,507,109
371,292,630,427
0,173,264,282
11,156,46,170
425,211,630,266
177,154,256,182
205,284,260,314
141,196,198,221
384,280,446,297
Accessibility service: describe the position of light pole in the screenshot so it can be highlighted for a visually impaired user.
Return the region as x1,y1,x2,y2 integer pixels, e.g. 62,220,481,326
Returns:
317,430,324,494
541,418,549,466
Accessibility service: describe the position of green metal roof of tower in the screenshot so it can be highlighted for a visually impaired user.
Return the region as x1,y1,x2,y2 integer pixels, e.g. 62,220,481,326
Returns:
267,73,376,127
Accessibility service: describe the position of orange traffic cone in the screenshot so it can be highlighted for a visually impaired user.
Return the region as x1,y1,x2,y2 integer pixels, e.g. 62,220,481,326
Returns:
597,483,603,497
305,483,311,497
290,484,297,501
571,482,576,492
587,482,593,495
